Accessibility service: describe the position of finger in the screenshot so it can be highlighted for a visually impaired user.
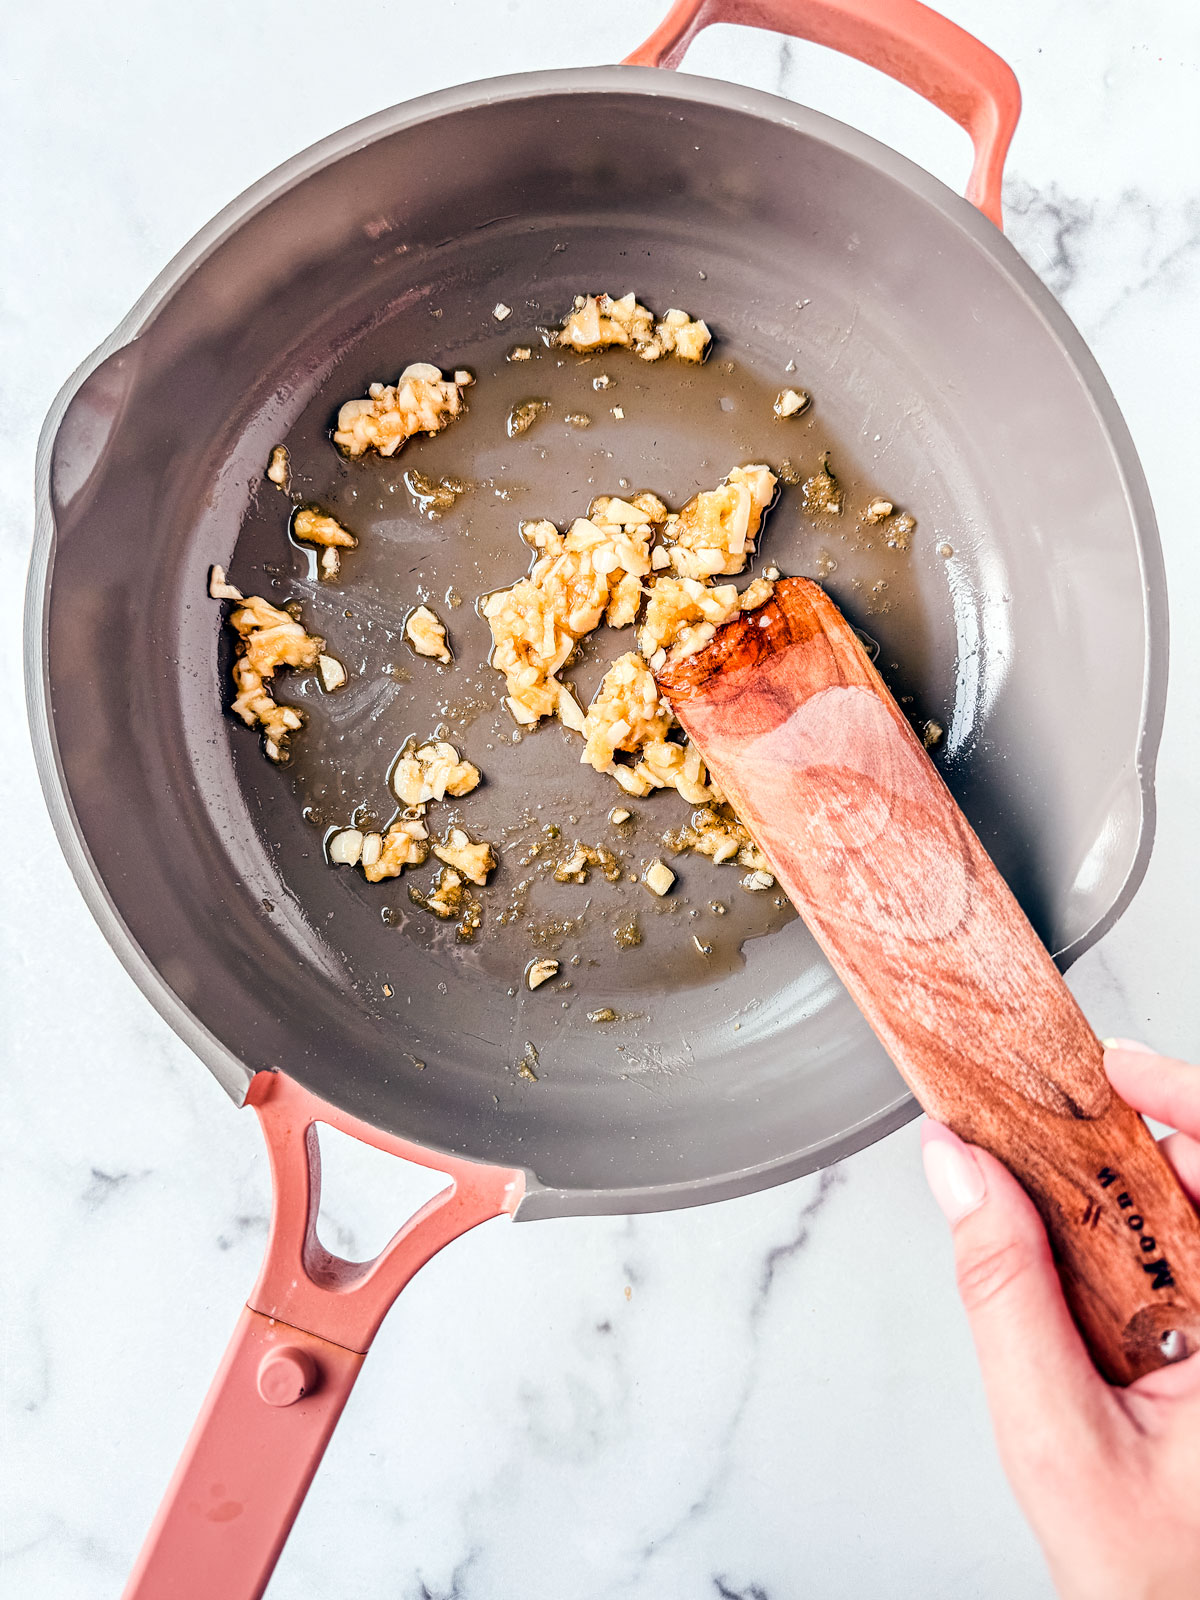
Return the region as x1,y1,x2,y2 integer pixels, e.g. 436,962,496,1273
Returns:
1157,1131,1200,1207
922,1122,1108,1449
1103,1043,1200,1139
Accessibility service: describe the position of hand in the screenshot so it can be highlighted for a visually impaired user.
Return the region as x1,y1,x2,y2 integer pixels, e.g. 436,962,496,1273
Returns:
922,1042,1200,1600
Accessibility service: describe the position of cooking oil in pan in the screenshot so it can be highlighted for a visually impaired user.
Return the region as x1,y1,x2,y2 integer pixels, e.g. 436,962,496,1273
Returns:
226,313,940,1006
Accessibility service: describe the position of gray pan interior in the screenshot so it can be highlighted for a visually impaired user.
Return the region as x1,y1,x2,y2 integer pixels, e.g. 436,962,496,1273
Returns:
27,69,1165,1219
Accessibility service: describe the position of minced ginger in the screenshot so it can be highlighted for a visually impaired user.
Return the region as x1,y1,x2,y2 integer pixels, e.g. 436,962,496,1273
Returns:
333,363,473,458
556,293,711,363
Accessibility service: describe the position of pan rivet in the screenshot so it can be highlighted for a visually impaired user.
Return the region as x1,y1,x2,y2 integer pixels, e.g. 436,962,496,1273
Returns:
257,1346,319,1406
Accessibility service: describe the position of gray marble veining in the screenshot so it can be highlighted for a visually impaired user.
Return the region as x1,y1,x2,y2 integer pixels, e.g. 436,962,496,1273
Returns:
4,2,1199,1596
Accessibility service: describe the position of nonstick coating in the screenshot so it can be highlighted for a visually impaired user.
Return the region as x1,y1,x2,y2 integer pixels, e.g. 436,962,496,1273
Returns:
29,70,1164,1218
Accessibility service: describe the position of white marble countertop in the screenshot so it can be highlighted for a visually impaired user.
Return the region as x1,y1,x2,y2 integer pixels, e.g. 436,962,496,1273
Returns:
5,2,1199,1595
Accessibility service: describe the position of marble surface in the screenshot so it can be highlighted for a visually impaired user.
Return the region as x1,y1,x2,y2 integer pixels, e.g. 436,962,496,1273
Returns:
4,2,1200,1594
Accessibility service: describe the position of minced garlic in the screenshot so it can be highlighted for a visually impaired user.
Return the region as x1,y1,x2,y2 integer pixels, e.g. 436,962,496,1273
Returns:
664,463,777,580
482,461,782,864
481,494,661,726
209,565,243,601
639,577,741,661
225,593,322,762
317,654,347,692
773,388,810,419
266,445,290,489
363,816,431,883
555,293,710,363
405,605,451,663
665,806,770,872
333,363,472,458
581,653,672,770
527,959,559,990
553,842,621,885
391,741,481,807
433,827,495,885
803,452,843,515
328,828,364,866
643,860,676,896
293,508,358,580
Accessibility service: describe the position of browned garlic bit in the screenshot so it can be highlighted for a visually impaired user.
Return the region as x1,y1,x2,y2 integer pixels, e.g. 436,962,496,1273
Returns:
481,493,661,726
663,464,777,580
333,364,472,458
361,816,431,883
405,605,452,663
553,842,621,885
803,452,843,515
404,470,471,516
507,399,549,438
409,868,480,934
581,653,672,770
863,498,894,523
293,507,358,582
575,653,717,805
555,293,711,363
638,577,742,661
266,445,290,490
527,959,559,990
225,593,323,762
664,806,770,871
885,511,917,551
773,388,810,418
433,827,496,885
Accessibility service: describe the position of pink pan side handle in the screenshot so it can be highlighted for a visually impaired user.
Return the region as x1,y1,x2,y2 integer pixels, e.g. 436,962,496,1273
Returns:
624,0,1020,229
122,1071,524,1600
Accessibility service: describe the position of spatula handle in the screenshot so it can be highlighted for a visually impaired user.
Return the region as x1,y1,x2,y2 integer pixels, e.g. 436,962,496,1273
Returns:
662,579,1200,1384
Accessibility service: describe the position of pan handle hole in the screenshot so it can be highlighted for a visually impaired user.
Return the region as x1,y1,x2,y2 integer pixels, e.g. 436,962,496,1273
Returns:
1160,1328,1187,1363
313,1121,453,1265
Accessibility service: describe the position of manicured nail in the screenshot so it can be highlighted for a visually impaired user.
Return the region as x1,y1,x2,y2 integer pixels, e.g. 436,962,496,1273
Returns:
922,1126,987,1223
1102,1038,1156,1054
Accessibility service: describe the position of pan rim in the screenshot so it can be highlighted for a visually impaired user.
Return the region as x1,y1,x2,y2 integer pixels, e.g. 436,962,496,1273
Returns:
25,64,1166,1215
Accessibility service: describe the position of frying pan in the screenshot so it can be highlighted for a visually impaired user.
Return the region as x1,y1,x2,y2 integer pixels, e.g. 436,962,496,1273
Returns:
25,0,1166,1593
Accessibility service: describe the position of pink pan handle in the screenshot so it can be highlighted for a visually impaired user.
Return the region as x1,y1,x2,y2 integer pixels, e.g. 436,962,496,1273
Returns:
122,1071,524,1600
625,0,1020,229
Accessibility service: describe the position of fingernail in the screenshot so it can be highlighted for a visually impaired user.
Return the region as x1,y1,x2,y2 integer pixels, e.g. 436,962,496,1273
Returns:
922,1126,987,1223
1102,1037,1156,1054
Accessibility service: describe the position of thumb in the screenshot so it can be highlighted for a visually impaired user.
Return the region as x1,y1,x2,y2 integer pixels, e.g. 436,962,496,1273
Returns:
922,1121,1106,1447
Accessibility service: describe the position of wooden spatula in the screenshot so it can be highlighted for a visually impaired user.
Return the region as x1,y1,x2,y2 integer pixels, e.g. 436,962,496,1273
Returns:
657,576,1200,1384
